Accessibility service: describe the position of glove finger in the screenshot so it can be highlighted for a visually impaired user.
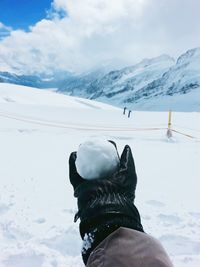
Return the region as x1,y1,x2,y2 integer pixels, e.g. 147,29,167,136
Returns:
108,140,120,160
108,140,117,149
120,145,137,179
69,151,84,189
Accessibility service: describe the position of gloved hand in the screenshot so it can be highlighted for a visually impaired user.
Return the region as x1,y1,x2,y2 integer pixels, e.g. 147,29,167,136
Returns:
69,141,144,264
69,142,143,231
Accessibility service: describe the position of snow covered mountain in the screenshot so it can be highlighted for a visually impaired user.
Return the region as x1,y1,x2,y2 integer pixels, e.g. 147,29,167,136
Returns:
124,48,200,107
57,61,128,98
58,68,107,98
0,71,71,89
59,54,174,99
58,48,200,111
0,83,200,267
89,55,175,101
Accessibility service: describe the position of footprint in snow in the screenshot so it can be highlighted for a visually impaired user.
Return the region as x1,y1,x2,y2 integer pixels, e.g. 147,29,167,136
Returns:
158,213,182,225
4,252,44,267
146,200,166,208
0,221,32,241
0,203,12,215
34,218,46,224
189,212,200,219
62,208,76,215
18,129,37,133
3,97,15,103
159,234,200,255
41,227,81,257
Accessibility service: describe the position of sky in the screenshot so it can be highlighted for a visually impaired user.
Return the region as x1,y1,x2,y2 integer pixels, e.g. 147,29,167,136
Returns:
0,0,52,31
0,0,200,75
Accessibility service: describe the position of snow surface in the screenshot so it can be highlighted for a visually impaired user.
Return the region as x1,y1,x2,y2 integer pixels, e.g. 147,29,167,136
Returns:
76,138,120,180
0,83,200,267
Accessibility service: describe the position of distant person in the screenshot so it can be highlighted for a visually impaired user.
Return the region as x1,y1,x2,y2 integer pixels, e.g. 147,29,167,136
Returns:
69,141,174,267
128,110,132,118
123,107,127,115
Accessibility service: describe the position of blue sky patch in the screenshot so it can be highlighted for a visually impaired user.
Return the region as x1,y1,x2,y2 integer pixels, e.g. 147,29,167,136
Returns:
0,0,52,31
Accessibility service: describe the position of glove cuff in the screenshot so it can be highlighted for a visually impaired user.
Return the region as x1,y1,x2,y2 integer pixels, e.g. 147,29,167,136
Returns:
80,210,144,265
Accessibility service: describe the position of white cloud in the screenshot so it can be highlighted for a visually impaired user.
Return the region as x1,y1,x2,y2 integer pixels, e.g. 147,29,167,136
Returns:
0,22,12,31
0,22,12,40
0,0,200,74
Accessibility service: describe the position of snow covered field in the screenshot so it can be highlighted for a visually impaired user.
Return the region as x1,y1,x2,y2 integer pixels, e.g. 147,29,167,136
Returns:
0,83,200,267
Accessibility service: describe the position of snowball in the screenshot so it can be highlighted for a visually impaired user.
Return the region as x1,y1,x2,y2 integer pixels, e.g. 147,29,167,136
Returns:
75,138,120,180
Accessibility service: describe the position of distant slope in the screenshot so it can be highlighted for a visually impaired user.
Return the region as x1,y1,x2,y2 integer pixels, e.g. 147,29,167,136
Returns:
0,83,118,111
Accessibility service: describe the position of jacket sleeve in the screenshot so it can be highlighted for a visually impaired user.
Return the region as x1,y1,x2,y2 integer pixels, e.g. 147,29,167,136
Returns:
86,227,174,267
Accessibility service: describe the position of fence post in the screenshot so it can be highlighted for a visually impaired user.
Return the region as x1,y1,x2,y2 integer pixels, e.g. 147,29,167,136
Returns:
167,110,172,138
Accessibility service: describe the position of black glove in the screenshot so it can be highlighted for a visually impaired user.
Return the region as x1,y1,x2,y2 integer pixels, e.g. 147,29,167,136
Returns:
69,142,143,264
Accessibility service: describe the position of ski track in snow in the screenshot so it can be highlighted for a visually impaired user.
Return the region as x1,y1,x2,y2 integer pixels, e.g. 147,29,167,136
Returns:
0,83,200,267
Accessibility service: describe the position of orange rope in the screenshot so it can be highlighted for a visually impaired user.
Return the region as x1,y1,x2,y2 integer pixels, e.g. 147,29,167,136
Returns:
0,111,200,140
171,129,197,139
0,111,166,132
